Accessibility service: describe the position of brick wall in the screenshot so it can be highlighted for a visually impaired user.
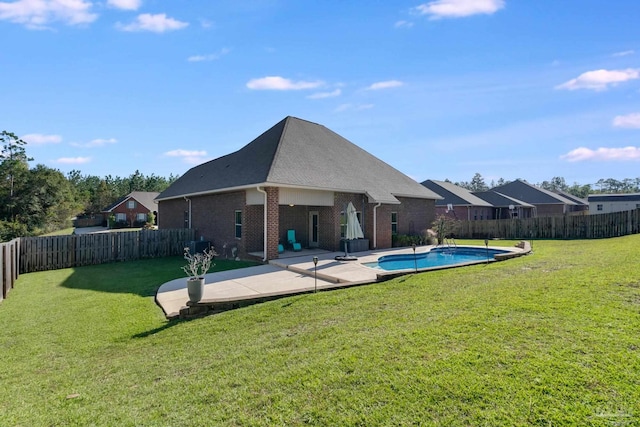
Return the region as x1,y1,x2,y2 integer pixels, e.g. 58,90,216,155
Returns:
265,187,280,259
279,205,308,249
158,198,188,229
160,189,438,258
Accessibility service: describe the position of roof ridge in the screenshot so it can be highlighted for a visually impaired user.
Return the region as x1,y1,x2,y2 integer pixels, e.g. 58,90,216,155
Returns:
265,116,292,182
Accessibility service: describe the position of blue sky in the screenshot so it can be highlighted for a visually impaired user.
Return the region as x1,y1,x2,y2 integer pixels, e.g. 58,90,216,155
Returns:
1,0,639,187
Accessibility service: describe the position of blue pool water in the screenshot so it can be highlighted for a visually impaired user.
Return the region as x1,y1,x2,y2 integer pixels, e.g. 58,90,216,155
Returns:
366,247,510,271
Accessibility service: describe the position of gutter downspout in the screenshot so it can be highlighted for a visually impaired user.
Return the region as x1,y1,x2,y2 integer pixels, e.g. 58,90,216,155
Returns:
257,187,268,262
184,197,191,229
373,202,381,249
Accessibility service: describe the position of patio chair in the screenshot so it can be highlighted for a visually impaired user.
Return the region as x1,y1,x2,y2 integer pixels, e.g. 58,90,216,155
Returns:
287,229,302,251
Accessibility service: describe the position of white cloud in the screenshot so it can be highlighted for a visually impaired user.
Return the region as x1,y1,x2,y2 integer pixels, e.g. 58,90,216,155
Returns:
21,133,62,145
107,0,141,10
612,50,634,57
367,80,404,90
199,18,213,29
394,20,414,28
414,0,505,19
613,113,640,129
54,156,92,164
555,68,640,91
246,76,324,90
334,103,375,113
71,138,118,148
0,0,97,29
307,89,341,99
117,13,188,33
561,146,640,162
165,149,208,164
187,48,231,62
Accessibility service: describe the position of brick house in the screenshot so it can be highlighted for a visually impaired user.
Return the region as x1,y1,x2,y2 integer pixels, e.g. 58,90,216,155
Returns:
421,179,494,220
155,116,441,261
491,179,588,217
102,191,159,227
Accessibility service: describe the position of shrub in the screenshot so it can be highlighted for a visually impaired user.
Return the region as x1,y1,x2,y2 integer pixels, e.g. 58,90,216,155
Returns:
392,233,422,247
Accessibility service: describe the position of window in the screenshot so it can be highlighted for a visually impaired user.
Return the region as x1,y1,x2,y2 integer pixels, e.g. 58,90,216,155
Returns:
127,200,136,209
597,204,603,211
235,210,242,238
391,212,398,235
116,213,126,222
137,213,147,222
636,204,640,209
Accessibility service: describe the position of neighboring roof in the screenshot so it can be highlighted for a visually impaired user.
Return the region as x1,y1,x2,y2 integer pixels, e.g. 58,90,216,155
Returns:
472,191,534,208
421,180,492,207
157,116,442,204
554,190,588,206
103,191,160,212
588,193,640,202
491,179,577,205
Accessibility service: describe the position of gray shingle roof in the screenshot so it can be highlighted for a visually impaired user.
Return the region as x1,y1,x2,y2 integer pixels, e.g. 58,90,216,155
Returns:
472,191,533,208
103,191,159,212
157,116,441,203
491,179,577,205
588,193,640,202
421,180,493,207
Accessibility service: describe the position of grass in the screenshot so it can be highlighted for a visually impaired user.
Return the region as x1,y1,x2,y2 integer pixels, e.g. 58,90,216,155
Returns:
1,237,639,426
40,227,75,236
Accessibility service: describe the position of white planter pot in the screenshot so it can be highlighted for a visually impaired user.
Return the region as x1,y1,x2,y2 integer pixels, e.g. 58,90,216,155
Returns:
187,277,205,303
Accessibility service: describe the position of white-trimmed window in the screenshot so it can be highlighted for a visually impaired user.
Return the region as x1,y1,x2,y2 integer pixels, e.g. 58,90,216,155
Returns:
235,210,242,238
391,212,398,235
137,213,147,222
597,204,603,211
127,200,136,209
116,213,126,222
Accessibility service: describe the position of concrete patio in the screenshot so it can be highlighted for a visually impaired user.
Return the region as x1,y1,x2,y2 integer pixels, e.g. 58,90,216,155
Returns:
155,243,530,319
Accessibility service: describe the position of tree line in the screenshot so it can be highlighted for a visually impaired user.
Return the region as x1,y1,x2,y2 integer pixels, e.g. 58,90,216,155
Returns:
2,130,639,241
451,173,640,199
0,131,177,240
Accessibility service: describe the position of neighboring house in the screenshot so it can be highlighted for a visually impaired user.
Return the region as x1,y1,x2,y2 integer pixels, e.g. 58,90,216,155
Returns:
588,193,640,214
490,179,585,217
553,191,589,215
103,191,159,227
155,116,442,261
472,191,535,219
421,180,493,220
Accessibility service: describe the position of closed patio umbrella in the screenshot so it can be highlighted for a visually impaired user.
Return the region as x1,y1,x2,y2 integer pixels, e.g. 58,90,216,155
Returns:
345,201,364,240
336,202,363,261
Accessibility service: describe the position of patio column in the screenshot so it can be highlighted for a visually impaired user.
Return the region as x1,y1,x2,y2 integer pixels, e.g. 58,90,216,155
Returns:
265,187,280,260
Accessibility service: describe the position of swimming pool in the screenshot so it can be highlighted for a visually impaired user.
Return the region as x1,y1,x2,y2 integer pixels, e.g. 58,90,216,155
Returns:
365,247,511,271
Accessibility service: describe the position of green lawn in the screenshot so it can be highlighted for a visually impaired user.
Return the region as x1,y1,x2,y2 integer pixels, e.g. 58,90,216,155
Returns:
1,237,639,426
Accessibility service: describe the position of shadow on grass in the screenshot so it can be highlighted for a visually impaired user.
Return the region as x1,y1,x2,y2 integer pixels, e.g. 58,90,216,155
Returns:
61,257,260,298
131,318,187,338
58,256,261,338
61,256,188,298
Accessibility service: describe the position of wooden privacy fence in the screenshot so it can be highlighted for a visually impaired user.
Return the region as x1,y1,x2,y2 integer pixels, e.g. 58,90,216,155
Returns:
1,239,20,303
456,209,640,240
19,228,195,274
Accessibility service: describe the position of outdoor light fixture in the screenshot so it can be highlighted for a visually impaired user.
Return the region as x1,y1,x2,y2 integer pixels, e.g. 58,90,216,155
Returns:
412,243,417,273
313,256,319,293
